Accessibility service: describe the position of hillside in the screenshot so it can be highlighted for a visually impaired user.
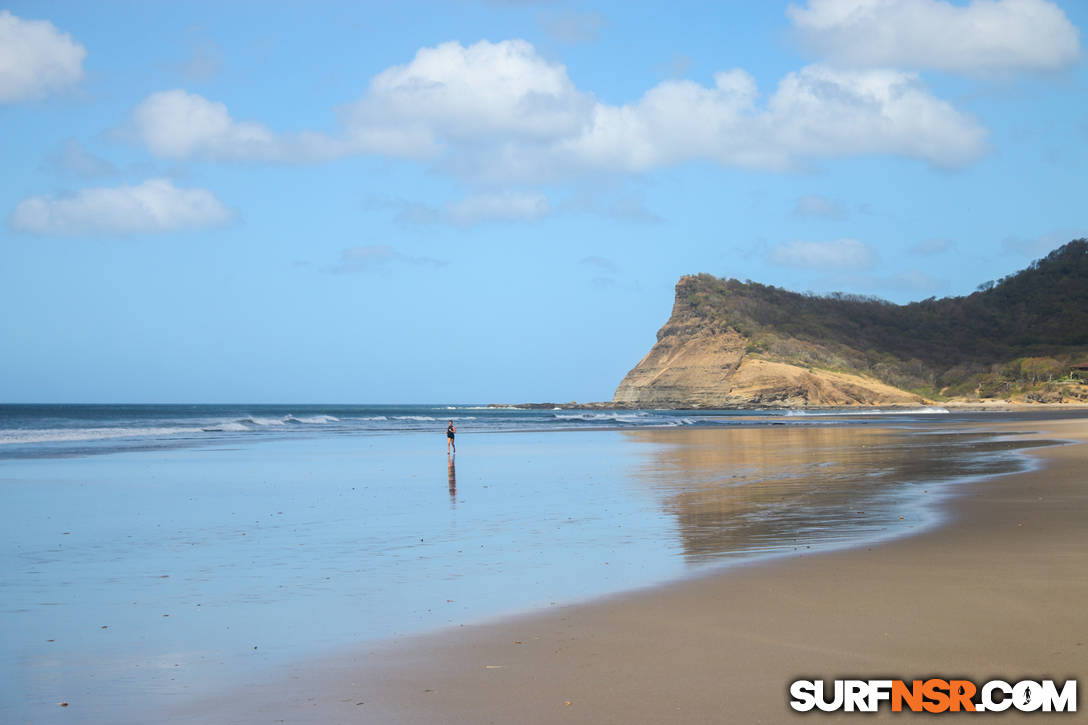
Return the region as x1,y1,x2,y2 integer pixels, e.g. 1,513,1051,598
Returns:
613,240,1088,408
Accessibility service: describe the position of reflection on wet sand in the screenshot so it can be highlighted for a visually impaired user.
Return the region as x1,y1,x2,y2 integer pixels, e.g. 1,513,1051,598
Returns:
447,455,457,505
622,426,1056,564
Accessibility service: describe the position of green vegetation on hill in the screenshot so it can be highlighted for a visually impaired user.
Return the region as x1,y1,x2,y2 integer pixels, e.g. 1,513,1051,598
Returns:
677,240,1088,401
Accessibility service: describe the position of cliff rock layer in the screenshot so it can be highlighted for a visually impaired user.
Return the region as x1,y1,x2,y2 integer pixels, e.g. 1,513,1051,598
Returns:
612,280,925,408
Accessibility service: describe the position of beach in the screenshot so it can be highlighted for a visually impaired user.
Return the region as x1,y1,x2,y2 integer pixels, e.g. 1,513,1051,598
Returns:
2,409,1086,723
7,3,1088,723
173,416,1088,724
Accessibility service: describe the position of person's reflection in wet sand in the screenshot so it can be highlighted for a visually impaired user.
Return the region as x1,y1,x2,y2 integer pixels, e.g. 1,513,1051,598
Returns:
447,455,457,506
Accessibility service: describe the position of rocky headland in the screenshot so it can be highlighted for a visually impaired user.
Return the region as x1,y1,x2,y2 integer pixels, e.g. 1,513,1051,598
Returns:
611,240,1088,409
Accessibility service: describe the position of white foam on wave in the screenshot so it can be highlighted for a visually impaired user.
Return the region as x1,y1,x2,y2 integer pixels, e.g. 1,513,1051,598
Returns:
783,407,950,417
393,415,436,421
284,414,339,424
554,412,652,424
0,426,205,445
239,416,286,426
202,422,250,432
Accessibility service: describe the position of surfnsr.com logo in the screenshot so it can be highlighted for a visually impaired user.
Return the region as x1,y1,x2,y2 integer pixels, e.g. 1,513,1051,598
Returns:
789,679,1077,713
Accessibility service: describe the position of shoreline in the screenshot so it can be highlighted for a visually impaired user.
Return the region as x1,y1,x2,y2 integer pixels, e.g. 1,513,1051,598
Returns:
174,416,1088,723
490,400,1088,411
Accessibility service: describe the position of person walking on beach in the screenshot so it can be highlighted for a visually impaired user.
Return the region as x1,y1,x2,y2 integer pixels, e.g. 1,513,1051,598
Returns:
446,419,456,454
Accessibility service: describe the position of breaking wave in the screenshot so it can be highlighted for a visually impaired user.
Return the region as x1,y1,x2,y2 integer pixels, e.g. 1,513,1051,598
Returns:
0,426,204,445
239,416,286,426
284,414,340,424
554,412,655,425
783,407,950,417
201,422,250,432
236,414,340,427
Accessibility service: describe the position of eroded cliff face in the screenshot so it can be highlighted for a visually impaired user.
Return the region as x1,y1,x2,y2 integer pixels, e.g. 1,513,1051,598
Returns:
611,319,747,407
613,277,927,408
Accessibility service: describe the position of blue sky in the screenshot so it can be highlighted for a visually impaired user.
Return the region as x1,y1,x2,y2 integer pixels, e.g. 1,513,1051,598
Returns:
2,0,1086,404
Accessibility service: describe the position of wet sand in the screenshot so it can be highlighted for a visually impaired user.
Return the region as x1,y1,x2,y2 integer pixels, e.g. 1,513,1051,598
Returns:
175,417,1088,724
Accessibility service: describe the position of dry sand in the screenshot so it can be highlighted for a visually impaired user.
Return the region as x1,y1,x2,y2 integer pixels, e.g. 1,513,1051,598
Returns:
177,418,1087,724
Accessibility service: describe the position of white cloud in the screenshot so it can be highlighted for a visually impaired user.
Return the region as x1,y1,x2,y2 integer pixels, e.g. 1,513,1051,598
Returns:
11,178,233,235
769,238,877,269
131,90,273,159
764,65,985,168
553,69,764,172
554,64,986,173
343,39,593,154
131,40,592,163
446,191,550,226
0,10,86,103
129,41,986,176
129,89,354,162
788,0,1081,74
794,194,846,219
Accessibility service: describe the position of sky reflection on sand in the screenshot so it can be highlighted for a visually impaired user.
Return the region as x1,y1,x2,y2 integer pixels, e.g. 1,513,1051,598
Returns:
1,425,1051,723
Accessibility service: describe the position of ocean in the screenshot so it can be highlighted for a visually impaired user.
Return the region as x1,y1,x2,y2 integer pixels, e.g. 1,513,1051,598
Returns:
0,403,959,460
0,404,1072,723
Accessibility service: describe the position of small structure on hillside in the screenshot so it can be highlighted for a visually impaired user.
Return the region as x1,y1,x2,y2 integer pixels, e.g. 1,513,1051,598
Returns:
1070,362,1088,380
